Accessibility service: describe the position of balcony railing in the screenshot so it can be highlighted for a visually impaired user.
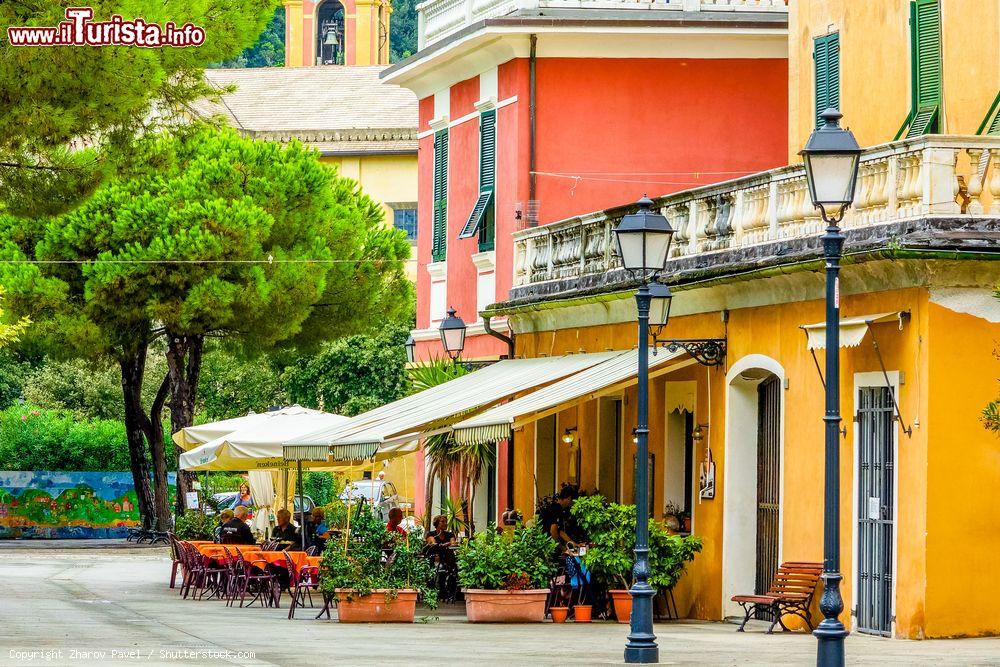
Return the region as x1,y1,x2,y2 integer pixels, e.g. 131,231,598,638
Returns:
417,0,788,49
512,135,1000,290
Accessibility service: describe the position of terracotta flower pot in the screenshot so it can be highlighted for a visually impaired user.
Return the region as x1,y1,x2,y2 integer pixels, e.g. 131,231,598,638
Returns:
463,589,550,623
550,606,569,623
573,604,592,623
610,589,633,624
334,589,417,623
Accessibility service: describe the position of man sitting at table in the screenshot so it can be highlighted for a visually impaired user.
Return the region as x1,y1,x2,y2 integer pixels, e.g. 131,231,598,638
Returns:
215,509,234,542
272,509,300,548
220,505,256,545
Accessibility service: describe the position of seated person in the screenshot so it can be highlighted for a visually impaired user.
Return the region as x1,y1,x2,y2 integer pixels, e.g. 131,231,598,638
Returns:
271,509,300,548
423,514,457,565
540,486,578,555
214,509,234,542
308,507,331,553
385,507,407,537
219,505,256,545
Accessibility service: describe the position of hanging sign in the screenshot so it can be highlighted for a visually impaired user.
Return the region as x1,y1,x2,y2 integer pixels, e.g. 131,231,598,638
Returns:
699,449,716,500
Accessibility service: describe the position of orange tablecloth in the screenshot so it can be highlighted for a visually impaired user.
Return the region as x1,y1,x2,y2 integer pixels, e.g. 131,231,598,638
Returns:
306,556,322,569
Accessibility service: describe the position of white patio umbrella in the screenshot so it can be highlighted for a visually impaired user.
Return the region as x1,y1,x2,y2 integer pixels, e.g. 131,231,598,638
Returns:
178,410,351,471
172,405,325,451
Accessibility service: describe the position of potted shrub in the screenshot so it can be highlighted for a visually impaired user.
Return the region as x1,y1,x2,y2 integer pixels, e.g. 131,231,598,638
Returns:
319,504,437,623
457,523,556,622
571,495,702,623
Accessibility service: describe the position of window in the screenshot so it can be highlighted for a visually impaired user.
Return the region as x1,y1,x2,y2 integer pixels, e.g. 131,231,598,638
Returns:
813,32,840,128
392,208,417,242
432,130,448,262
906,0,941,137
458,109,496,252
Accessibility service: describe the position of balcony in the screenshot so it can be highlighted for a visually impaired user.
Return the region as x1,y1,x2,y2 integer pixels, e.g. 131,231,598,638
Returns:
417,0,788,49
509,135,1000,301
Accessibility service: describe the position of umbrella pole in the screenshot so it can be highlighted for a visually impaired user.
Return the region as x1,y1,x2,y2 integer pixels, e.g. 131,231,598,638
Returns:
344,481,352,555
298,461,306,551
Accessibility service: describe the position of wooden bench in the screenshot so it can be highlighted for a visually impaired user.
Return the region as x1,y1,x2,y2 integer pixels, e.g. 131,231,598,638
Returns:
731,561,823,633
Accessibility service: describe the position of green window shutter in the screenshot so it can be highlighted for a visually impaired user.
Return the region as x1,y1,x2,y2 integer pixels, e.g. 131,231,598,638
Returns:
813,32,840,128
907,0,941,137
976,91,1000,135
479,109,496,192
432,130,448,262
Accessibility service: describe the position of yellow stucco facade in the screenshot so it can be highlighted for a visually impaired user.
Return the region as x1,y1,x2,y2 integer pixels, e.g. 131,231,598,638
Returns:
503,257,1000,639
320,153,418,279
284,0,391,68
788,0,1000,162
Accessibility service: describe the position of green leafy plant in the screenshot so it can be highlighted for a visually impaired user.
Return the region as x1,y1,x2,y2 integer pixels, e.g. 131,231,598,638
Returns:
319,503,437,608
456,523,557,591
439,496,467,535
174,510,216,540
571,495,702,591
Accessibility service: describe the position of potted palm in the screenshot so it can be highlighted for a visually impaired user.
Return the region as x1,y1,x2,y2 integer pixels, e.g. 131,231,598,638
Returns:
571,495,702,623
457,523,556,622
319,504,437,622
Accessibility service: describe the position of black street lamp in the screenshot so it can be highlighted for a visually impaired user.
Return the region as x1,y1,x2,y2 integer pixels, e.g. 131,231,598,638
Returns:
613,196,674,665
801,107,862,667
404,334,416,364
438,307,467,365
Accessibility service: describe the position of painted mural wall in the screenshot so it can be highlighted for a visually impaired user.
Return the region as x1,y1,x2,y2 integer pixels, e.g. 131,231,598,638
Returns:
0,471,176,539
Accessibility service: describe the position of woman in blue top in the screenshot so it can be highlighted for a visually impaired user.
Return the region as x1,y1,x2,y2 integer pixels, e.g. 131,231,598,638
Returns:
233,482,253,507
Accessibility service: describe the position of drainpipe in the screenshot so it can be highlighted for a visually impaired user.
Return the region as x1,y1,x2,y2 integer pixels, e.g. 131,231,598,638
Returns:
528,33,537,227
483,315,514,359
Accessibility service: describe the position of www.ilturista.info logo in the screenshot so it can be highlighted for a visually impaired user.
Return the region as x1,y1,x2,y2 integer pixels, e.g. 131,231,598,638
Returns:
7,7,205,48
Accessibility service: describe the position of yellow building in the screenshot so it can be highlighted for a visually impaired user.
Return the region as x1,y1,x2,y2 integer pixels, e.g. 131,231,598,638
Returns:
283,0,392,67
201,67,419,279
475,0,1000,641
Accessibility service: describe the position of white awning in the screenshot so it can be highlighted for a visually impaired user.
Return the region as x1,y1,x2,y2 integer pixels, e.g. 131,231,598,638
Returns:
452,348,690,446
172,405,325,450
179,410,350,471
285,352,623,450
801,312,905,350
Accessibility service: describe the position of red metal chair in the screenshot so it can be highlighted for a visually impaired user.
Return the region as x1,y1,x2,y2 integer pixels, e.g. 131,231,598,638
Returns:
284,552,319,620
233,547,279,608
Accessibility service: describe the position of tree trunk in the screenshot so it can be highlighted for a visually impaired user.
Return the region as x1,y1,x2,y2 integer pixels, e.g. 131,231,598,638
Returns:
165,333,204,513
422,460,437,533
140,373,172,529
119,346,156,529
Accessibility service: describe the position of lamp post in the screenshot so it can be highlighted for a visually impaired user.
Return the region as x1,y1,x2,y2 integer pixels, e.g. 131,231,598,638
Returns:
613,196,674,665
438,307,467,366
800,108,862,667
404,334,416,364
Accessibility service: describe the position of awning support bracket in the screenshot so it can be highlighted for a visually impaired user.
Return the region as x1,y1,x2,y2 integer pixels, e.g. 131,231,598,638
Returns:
808,347,826,390
869,327,913,438
653,338,726,367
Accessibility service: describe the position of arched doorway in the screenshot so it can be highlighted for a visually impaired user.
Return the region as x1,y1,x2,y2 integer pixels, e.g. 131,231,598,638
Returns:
722,355,785,619
315,1,345,65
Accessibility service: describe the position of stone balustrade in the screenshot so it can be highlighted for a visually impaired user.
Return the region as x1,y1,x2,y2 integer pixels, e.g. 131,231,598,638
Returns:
417,0,787,48
512,135,1000,288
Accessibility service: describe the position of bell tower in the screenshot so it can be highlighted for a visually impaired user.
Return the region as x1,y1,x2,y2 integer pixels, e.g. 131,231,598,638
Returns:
284,0,391,67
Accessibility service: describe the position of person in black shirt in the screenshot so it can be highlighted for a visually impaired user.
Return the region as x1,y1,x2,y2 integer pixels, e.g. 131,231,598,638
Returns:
540,486,578,554
220,505,256,545
271,509,300,548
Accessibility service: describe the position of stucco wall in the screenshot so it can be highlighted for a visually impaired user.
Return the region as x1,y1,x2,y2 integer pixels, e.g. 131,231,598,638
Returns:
509,283,1000,638
788,0,1000,161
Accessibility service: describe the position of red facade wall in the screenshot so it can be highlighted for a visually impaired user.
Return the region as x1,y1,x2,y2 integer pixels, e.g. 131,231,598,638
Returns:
412,57,788,359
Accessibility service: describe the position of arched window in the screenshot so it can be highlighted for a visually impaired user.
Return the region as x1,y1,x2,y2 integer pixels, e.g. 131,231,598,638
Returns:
316,1,345,65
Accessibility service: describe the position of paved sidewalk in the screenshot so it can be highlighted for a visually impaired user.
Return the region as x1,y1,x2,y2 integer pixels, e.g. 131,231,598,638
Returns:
0,546,998,666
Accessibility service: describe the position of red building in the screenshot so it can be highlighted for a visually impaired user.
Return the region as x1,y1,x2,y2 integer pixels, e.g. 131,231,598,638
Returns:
381,0,791,523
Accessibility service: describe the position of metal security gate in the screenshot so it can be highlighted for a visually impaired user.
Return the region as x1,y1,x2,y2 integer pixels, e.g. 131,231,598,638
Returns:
856,386,895,636
754,376,781,617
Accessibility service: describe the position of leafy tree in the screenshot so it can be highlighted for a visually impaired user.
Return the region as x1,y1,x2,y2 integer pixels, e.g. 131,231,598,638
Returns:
284,324,410,416
0,403,131,472
198,350,286,421
213,7,286,68
0,288,27,350
0,127,412,527
0,0,280,217
389,0,418,63
0,352,30,409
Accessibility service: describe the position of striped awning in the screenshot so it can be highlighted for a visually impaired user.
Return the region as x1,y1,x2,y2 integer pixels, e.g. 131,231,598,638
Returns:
800,312,906,350
328,443,379,462
452,347,690,446
281,445,332,462
285,352,623,451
